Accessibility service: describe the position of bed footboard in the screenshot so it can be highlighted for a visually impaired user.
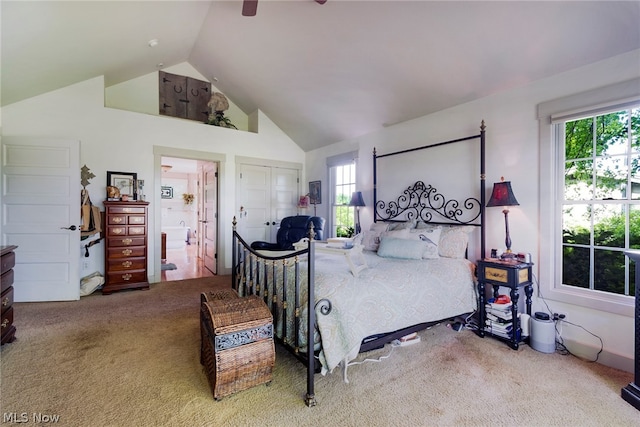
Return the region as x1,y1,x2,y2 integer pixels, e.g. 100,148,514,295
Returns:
231,217,320,407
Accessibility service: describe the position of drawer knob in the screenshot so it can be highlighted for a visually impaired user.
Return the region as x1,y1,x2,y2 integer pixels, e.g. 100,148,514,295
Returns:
2,297,8,306
113,218,123,223
122,249,132,256
122,239,132,245
122,273,132,281
113,228,123,235
122,261,132,268
1,319,8,329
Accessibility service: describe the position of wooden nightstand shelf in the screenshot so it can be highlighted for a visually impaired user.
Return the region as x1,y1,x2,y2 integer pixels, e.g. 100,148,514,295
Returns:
476,259,533,350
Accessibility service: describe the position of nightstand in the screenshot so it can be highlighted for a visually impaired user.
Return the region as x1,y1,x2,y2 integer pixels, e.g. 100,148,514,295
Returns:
476,259,533,350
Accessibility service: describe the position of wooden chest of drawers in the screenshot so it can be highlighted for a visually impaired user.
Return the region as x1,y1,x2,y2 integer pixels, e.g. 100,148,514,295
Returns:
1,245,18,345
103,201,150,295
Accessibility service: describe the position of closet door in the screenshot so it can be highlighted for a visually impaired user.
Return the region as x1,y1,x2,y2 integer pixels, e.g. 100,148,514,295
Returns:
238,164,298,244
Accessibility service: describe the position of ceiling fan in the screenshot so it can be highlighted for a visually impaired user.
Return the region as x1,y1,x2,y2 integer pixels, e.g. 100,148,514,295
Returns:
242,0,327,17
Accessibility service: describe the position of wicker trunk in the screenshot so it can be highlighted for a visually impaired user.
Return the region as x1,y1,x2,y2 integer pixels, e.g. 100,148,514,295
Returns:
200,292,275,400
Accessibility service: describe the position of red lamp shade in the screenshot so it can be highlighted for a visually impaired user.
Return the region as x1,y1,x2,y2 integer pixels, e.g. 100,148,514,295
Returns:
487,178,519,255
487,179,519,208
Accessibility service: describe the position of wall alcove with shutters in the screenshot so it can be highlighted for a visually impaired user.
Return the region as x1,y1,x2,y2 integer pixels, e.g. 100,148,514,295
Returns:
159,71,211,122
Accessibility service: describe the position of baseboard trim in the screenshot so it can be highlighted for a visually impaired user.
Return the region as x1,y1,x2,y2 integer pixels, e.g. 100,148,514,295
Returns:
562,338,633,373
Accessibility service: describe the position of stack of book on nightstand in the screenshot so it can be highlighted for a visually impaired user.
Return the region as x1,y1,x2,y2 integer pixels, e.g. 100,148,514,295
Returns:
485,300,514,339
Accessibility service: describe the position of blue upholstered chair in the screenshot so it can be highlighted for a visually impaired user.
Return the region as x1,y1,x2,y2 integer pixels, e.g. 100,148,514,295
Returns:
250,215,325,251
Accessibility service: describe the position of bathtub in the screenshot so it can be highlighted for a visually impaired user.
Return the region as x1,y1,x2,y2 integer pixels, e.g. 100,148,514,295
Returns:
162,226,190,250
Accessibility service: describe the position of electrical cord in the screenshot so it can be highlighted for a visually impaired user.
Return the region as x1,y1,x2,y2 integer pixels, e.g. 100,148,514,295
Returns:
463,276,482,332
532,272,604,363
342,342,398,383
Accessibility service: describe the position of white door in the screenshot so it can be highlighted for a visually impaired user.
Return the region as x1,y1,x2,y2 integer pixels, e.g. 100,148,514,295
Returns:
271,167,299,237
239,165,271,243
202,162,217,274
238,164,298,244
1,137,80,301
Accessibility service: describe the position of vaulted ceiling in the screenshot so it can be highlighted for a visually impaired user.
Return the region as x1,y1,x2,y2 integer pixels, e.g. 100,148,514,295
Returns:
2,1,639,151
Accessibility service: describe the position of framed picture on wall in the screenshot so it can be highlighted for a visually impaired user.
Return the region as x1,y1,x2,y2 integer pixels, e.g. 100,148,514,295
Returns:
107,171,137,200
309,180,321,204
161,186,173,199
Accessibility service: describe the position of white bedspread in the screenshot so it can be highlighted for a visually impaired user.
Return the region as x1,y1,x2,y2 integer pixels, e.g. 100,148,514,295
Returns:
241,249,476,373
310,251,477,372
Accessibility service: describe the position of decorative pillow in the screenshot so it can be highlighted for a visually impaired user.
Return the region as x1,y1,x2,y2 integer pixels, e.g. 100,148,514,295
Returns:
386,220,416,231
380,228,411,240
369,222,390,233
438,225,474,259
360,223,391,251
415,221,438,230
377,237,426,260
407,228,442,259
361,230,383,251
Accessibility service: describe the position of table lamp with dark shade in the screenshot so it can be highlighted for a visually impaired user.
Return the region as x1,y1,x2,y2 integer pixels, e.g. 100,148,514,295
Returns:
349,191,365,234
487,177,519,258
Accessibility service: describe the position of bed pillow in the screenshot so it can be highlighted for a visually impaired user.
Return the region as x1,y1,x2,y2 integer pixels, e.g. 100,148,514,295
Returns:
361,231,381,251
406,228,442,259
438,225,474,259
359,223,391,251
380,228,411,240
415,222,475,258
361,227,410,251
415,221,437,230
377,236,426,260
369,222,390,233
386,220,416,231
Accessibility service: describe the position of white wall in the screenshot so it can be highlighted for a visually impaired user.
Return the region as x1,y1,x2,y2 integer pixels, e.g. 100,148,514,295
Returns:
2,75,305,281
306,49,640,372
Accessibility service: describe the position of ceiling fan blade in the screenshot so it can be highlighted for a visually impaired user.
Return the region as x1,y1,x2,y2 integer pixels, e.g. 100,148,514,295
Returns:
242,0,258,17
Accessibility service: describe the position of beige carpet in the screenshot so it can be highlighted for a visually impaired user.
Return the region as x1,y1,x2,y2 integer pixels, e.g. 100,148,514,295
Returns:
1,277,637,427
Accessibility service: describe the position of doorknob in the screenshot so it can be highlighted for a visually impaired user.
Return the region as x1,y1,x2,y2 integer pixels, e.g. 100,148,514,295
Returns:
272,222,276,225
264,221,270,226
61,225,77,231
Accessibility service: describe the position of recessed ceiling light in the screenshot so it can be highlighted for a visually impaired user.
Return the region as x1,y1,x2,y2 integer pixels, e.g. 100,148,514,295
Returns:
148,39,159,48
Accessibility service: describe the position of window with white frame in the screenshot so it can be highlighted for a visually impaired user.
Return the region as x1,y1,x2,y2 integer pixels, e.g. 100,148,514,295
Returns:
330,162,356,238
560,107,639,297
537,78,640,316
539,80,639,315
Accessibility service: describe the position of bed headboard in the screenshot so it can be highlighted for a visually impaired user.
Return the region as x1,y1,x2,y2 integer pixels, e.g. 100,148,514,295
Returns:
374,180,481,225
373,121,486,259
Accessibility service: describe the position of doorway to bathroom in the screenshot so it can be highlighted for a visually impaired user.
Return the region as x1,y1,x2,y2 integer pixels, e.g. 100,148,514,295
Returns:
159,155,217,282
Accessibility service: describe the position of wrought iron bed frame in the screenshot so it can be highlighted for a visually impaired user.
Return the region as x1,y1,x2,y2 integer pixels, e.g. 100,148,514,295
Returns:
231,121,486,407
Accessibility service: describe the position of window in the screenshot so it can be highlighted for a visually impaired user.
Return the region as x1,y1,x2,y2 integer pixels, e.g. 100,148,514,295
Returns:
538,78,639,316
330,163,356,238
561,108,639,297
